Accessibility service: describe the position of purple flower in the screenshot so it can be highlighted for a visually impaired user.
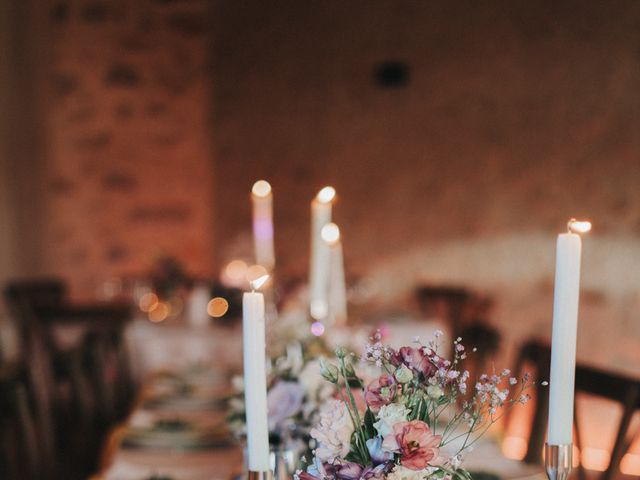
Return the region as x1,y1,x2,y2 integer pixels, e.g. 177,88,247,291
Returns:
299,472,320,480
267,381,305,430
393,347,436,378
306,458,336,480
367,436,394,464
364,374,397,410
335,461,363,480
361,463,393,480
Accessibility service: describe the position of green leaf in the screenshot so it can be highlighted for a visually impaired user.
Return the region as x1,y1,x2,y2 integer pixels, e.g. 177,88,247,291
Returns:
363,408,377,439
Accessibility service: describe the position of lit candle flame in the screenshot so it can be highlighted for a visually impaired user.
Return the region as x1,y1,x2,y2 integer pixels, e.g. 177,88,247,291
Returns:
252,180,272,198
250,274,270,291
567,218,592,234
321,222,340,245
316,186,336,203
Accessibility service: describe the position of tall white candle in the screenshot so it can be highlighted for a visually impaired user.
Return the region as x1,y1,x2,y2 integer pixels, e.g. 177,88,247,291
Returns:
322,223,347,326
242,275,271,471
309,186,335,320
252,180,275,271
547,219,590,445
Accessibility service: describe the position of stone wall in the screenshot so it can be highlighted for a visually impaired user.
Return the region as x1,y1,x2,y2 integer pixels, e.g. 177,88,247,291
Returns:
211,0,640,462
41,0,215,298
23,0,640,464
211,0,640,358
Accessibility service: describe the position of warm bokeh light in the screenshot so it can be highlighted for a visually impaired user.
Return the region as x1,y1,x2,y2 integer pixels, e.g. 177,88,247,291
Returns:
148,301,169,323
321,222,340,245
502,436,527,460
568,218,592,234
207,297,229,318
249,274,270,291
316,186,336,203
246,264,269,283
580,447,610,472
310,321,325,336
251,180,272,197
169,296,184,316
621,453,640,476
139,292,159,312
310,299,328,320
222,259,248,287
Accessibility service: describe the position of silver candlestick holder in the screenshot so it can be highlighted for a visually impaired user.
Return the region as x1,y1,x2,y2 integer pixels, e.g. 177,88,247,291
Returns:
545,443,572,480
248,471,273,480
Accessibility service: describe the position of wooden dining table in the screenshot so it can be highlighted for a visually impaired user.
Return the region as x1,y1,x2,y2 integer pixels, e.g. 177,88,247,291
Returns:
92,367,243,480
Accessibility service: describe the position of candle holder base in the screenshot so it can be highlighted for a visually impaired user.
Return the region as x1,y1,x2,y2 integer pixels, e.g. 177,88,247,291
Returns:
545,443,572,480
248,471,273,480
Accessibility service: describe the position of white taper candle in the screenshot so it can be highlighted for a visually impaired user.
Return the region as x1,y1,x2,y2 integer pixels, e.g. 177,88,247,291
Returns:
242,276,271,471
548,219,589,445
252,180,275,271
322,223,347,326
309,186,335,320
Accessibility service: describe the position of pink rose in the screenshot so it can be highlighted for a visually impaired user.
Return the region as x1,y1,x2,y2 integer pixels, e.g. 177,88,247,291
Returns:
383,420,441,471
364,374,397,410
394,347,435,378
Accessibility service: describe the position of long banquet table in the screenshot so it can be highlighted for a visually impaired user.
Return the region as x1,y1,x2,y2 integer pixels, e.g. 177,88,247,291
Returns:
94,369,242,480
95,318,545,480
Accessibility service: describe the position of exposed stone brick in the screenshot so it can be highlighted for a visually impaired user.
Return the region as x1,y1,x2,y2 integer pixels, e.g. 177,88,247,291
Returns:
145,101,168,117
114,103,134,119
66,105,97,124
105,63,140,87
74,131,112,151
51,72,79,97
106,245,128,262
50,177,75,195
129,205,192,223
42,0,214,301
149,133,182,146
102,172,138,192
81,2,110,23
165,11,209,36
50,2,69,23
153,0,201,4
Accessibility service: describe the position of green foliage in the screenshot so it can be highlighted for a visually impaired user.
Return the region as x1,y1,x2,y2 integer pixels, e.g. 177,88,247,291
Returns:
363,408,377,439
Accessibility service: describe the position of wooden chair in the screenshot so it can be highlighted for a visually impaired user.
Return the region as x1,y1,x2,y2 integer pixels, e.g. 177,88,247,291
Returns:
415,286,500,400
3,279,135,479
511,339,640,480
415,286,471,336
0,361,41,479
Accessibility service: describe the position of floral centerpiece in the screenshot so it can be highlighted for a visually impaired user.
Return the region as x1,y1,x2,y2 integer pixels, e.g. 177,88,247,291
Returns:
227,302,345,448
298,331,542,480
227,339,336,446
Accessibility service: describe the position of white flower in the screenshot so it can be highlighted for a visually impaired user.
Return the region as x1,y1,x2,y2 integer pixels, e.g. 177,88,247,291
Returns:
299,360,324,395
427,385,443,399
373,403,410,437
394,364,414,384
267,381,305,430
387,465,435,480
310,400,354,462
229,397,245,412
231,375,244,392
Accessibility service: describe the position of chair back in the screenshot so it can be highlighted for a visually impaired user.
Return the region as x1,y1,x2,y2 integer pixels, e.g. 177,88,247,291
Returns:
511,339,640,480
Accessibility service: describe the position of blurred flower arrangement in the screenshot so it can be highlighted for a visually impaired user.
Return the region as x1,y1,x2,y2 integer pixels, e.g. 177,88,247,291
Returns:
227,339,336,448
150,256,191,302
297,331,542,480
227,301,369,451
